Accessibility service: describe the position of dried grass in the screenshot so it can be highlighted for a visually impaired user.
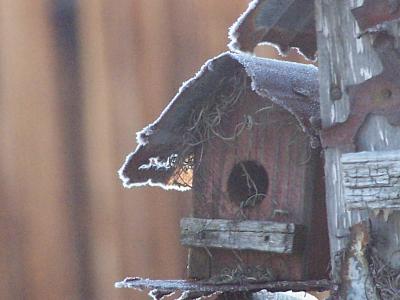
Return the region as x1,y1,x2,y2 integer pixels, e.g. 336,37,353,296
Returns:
205,264,275,285
169,70,252,189
169,69,298,218
369,249,400,299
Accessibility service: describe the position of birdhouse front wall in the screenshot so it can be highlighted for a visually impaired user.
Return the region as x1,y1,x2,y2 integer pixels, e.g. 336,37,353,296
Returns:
189,91,327,281
192,92,314,225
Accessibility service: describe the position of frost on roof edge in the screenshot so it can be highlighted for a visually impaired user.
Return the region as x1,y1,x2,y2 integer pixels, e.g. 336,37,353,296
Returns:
119,52,320,191
228,0,260,52
228,0,317,61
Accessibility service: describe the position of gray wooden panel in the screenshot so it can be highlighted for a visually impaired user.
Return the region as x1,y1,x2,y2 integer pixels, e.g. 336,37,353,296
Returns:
315,0,380,259
316,0,400,298
180,218,300,254
342,150,400,210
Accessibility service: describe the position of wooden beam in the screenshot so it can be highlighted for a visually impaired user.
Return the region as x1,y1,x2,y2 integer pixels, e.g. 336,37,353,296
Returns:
342,150,400,210
316,0,400,298
115,277,334,294
315,0,377,266
180,218,302,254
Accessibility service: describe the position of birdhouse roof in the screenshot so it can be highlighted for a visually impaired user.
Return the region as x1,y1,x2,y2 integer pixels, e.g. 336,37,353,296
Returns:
228,0,316,61
119,52,320,191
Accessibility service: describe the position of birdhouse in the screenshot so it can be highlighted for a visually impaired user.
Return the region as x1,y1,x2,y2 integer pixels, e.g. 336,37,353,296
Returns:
119,52,329,288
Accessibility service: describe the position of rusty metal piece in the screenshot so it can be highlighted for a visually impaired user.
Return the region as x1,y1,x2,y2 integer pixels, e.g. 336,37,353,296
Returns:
229,0,316,60
321,32,400,149
115,277,335,294
352,0,400,31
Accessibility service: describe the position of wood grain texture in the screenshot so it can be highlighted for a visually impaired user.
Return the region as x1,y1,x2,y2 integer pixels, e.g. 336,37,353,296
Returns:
77,1,125,299
342,150,400,210
0,1,80,299
181,218,300,253
189,87,329,281
315,0,378,271
116,276,334,293
316,0,400,297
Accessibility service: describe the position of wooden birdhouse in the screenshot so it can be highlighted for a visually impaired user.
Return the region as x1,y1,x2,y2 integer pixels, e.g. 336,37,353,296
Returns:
119,52,330,288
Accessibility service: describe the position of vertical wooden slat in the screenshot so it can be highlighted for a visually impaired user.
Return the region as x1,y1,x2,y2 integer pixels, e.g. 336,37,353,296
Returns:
96,4,152,290
315,0,379,273
77,1,124,299
0,1,79,299
51,1,94,298
316,0,400,297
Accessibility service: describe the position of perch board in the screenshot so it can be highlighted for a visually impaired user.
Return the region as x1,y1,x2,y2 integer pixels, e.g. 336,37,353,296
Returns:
181,218,302,254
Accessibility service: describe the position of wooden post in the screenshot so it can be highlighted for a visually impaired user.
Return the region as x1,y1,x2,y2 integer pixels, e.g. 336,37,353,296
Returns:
316,0,400,298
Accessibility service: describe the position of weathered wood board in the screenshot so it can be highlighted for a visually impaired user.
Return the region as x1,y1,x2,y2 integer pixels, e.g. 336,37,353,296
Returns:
315,0,380,269
342,150,400,210
181,218,301,254
316,0,400,298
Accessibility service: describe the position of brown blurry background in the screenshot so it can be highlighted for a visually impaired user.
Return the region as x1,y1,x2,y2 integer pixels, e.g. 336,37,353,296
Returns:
0,1,307,299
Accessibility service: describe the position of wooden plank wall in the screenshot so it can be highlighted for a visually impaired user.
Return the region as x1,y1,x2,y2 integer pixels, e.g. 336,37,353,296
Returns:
0,1,271,299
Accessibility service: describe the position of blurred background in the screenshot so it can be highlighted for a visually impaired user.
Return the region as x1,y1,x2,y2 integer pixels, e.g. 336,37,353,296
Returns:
0,1,308,299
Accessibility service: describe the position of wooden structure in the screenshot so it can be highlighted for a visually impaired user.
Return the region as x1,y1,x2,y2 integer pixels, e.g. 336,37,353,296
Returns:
119,50,330,294
341,150,400,211
316,0,400,299
230,1,400,298
180,218,299,254
119,0,400,299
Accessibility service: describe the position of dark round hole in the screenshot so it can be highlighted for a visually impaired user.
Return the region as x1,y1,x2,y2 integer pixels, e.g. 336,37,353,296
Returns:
227,160,268,208
264,236,270,242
